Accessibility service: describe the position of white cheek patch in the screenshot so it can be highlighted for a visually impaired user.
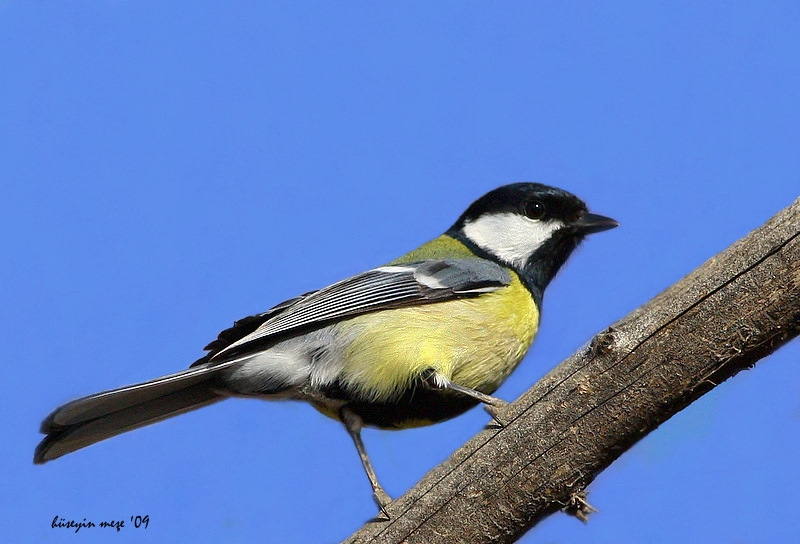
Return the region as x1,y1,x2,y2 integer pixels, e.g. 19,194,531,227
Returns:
462,213,564,268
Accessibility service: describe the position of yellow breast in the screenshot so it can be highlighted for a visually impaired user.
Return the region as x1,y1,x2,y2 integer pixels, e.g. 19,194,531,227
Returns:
336,235,540,403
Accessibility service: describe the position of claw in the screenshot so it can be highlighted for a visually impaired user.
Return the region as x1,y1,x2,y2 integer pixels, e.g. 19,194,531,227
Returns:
484,399,510,426
372,489,393,520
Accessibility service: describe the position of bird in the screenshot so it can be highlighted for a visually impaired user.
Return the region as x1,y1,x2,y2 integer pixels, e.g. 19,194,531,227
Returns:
34,182,617,514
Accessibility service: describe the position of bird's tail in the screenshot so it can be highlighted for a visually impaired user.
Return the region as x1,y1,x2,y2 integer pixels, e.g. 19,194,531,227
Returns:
34,364,227,464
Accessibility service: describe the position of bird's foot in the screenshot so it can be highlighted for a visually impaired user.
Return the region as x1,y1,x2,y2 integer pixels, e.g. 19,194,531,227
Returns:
484,399,510,427
372,488,393,520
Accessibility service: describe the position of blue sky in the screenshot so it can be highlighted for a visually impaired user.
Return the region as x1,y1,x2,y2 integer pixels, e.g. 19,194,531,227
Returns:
3,2,799,543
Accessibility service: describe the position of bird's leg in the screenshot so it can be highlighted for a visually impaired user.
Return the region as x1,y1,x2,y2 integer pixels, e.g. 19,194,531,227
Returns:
340,406,392,518
422,369,509,426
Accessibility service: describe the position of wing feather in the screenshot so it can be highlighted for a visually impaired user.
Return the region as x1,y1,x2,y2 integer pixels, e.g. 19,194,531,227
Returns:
210,259,510,361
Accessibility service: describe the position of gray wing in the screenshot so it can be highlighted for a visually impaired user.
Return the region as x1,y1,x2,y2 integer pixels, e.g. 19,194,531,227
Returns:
211,258,511,361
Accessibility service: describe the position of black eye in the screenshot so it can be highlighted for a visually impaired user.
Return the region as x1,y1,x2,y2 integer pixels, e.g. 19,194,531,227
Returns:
524,200,545,220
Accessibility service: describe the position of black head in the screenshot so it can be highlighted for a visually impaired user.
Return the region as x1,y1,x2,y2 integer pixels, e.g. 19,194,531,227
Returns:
447,183,617,303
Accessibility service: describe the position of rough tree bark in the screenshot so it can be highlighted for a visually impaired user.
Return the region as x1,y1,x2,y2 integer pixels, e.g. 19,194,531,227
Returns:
345,197,800,544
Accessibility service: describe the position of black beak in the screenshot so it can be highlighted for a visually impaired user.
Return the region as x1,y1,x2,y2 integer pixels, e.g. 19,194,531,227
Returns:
576,212,619,234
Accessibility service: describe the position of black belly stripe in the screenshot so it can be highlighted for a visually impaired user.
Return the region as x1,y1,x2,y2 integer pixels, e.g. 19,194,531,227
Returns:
324,382,480,429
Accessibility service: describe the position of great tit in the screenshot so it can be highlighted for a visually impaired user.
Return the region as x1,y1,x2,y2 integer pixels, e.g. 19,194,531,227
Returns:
34,182,617,513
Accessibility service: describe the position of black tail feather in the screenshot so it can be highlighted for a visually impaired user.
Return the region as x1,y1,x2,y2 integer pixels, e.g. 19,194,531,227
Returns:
35,366,227,464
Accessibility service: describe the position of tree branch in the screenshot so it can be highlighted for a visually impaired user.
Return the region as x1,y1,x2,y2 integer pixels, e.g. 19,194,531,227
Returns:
346,197,800,544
